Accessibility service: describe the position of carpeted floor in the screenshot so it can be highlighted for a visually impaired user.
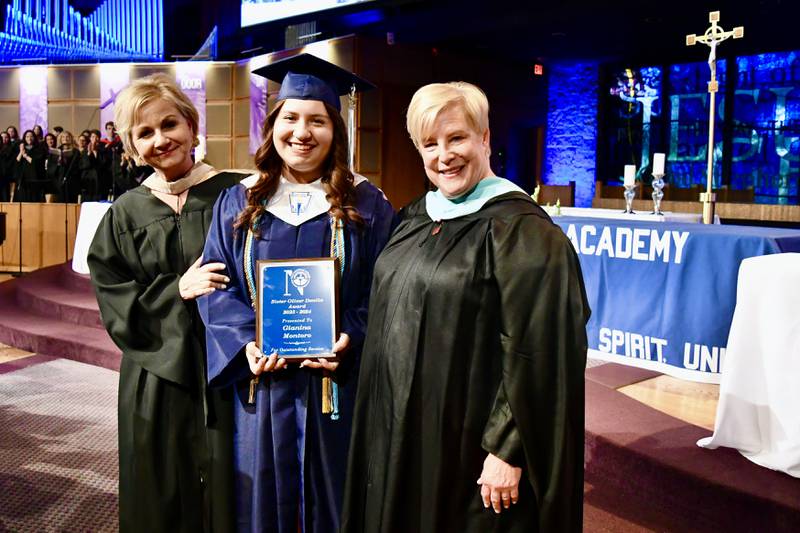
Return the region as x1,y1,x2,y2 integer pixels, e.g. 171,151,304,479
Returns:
0,350,118,533
9,342,781,532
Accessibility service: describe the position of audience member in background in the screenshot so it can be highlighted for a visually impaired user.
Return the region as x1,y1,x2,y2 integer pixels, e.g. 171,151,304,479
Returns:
0,131,13,201
54,131,80,202
14,129,47,201
89,129,112,199
88,73,243,533
77,133,100,201
47,131,80,202
102,121,119,145
6,126,19,145
44,133,57,150
44,133,60,201
52,125,64,137
100,121,129,198
5,127,20,200
110,149,148,196
32,124,45,144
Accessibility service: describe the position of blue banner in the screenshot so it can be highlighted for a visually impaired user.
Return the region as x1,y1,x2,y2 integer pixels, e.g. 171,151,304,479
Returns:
553,217,800,382
258,259,338,359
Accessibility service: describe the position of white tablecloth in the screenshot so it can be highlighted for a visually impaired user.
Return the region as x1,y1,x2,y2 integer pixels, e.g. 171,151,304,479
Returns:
72,202,112,274
697,253,800,477
553,206,717,223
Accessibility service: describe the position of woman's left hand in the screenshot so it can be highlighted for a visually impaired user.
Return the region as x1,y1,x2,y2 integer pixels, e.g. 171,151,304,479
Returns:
299,333,350,371
179,257,229,300
477,453,522,514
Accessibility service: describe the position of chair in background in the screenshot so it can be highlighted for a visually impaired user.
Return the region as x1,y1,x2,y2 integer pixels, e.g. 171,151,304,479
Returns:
536,181,576,206
669,184,702,202
718,185,755,203
597,182,643,200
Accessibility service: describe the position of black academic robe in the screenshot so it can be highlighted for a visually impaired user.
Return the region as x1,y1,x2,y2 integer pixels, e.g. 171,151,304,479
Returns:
78,149,101,201
53,149,80,203
0,143,15,201
341,192,590,533
14,143,46,201
88,171,247,533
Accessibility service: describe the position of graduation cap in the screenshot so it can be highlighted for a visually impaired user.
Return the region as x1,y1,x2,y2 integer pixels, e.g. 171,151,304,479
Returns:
252,53,376,111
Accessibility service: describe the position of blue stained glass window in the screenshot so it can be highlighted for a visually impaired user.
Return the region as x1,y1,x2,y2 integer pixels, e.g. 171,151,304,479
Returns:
666,60,726,190
733,51,800,204
602,66,664,185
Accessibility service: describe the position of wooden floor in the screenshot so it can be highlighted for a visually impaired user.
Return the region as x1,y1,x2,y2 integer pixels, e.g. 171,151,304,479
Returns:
618,374,719,431
0,343,35,364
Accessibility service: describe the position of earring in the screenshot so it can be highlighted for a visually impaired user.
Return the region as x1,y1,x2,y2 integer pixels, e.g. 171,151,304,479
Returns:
192,138,200,147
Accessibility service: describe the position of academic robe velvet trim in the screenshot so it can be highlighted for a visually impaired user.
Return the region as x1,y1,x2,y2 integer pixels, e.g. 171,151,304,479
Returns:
341,191,590,533
88,171,248,533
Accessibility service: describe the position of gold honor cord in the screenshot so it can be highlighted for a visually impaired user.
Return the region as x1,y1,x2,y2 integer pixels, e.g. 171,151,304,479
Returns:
244,222,259,404
322,217,345,419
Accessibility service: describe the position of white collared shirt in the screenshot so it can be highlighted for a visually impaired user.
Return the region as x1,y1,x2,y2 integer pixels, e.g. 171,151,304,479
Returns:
240,173,366,226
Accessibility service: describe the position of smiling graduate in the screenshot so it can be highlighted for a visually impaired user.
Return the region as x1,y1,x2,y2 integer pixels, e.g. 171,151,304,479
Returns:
198,54,395,533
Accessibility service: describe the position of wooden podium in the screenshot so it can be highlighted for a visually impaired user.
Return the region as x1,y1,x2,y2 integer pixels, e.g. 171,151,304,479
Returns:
0,202,80,273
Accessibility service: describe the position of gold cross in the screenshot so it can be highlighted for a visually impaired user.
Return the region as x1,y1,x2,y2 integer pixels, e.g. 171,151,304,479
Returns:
684,11,744,223
686,11,744,93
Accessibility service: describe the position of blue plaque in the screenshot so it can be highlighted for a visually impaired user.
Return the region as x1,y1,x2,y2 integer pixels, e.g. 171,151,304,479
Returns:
256,258,340,360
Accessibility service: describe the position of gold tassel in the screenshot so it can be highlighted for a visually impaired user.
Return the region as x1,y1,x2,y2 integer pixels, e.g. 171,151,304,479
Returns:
321,375,332,414
248,376,259,404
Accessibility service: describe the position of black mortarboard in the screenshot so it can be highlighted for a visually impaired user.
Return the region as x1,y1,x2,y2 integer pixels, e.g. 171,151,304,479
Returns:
252,53,376,111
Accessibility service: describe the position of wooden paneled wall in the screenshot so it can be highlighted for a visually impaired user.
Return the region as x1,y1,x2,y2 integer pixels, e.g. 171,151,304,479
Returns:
592,197,800,223
0,63,249,173
0,202,79,271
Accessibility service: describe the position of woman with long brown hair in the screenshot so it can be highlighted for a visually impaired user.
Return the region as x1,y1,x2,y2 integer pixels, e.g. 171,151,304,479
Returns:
200,54,394,533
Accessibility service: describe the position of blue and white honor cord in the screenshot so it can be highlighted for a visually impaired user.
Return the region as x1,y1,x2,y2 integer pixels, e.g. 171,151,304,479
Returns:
324,216,345,420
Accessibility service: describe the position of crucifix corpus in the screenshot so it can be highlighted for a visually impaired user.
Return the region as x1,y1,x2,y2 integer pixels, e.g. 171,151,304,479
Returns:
686,11,744,224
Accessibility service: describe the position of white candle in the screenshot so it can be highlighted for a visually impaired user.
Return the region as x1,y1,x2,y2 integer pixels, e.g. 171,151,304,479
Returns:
624,165,636,187
653,153,665,175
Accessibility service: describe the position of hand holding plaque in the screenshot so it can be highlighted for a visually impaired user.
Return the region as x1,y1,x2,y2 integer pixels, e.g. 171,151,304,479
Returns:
245,342,287,375
256,258,340,361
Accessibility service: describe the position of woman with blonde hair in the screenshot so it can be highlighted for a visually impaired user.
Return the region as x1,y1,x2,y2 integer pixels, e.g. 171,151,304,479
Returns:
88,73,246,532
342,82,590,532
51,131,79,202
200,54,394,532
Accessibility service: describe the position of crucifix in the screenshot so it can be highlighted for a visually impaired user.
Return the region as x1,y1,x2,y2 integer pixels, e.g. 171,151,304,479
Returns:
686,11,744,224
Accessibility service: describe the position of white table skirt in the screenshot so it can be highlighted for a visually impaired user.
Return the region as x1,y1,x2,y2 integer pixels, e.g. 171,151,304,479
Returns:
697,253,800,477
72,202,112,274
553,206,718,224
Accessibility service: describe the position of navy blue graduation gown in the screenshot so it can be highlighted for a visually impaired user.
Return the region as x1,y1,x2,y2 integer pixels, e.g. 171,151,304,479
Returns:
199,179,394,533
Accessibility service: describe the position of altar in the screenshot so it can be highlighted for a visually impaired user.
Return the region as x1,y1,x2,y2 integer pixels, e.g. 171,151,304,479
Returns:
553,216,800,383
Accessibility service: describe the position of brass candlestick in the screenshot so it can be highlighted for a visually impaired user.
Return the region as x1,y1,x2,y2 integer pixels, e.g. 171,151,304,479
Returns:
686,11,743,224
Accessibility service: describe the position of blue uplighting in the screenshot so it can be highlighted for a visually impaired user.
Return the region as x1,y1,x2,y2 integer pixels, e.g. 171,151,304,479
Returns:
544,61,600,207
340,8,383,27
0,0,164,63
